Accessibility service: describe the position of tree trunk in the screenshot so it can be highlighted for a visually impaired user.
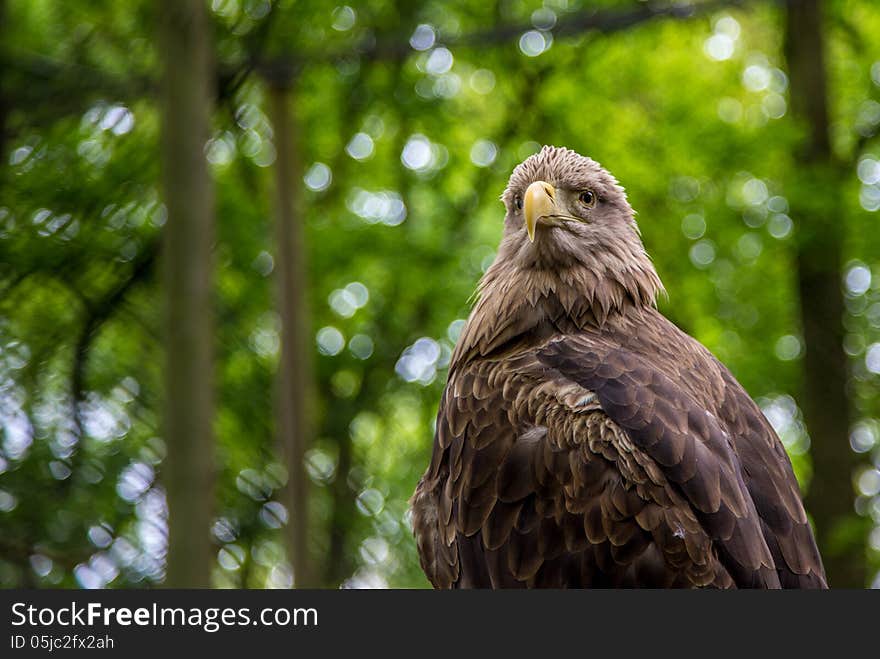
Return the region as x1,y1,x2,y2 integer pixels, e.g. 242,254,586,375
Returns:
267,82,315,588
157,0,216,588
784,0,864,587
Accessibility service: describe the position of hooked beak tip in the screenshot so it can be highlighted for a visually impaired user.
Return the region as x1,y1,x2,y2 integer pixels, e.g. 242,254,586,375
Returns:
523,180,557,242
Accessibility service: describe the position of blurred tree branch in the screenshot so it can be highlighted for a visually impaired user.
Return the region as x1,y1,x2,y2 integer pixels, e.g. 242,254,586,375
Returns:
71,244,157,438
260,0,760,77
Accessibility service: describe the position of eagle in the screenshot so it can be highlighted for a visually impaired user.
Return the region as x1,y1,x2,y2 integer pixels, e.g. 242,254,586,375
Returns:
411,146,827,588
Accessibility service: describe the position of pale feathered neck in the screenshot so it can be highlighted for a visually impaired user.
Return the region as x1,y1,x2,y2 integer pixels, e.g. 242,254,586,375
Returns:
451,245,664,368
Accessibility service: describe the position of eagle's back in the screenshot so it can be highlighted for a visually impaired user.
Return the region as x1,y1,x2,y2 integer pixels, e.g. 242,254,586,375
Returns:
411,308,827,588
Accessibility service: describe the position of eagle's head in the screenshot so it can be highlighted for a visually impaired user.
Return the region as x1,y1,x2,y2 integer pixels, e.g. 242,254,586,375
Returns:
500,145,644,270
453,146,665,364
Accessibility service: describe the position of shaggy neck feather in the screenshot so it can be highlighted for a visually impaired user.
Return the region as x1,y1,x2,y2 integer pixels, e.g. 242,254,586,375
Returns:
452,238,664,368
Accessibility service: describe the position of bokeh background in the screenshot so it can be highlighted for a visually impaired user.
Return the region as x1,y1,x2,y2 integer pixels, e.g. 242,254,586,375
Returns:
1,0,879,589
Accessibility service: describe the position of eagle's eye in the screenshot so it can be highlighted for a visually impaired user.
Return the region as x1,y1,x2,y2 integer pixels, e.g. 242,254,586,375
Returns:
514,196,523,211
578,190,596,207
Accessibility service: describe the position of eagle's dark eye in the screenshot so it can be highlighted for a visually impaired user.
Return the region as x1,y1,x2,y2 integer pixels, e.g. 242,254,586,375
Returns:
514,196,523,211
579,190,596,207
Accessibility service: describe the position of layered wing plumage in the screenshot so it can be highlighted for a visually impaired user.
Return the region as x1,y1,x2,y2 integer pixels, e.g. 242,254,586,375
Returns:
411,309,826,588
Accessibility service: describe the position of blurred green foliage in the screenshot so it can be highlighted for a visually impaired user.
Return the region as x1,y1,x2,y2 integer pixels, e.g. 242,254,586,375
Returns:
1,0,880,588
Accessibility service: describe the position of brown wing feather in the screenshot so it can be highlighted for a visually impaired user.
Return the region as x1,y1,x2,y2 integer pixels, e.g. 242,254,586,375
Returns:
412,307,824,589
715,368,827,587
536,312,827,588
412,345,733,588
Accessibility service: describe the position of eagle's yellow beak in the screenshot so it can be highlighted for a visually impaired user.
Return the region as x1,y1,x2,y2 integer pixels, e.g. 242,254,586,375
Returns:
523,180,557,242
